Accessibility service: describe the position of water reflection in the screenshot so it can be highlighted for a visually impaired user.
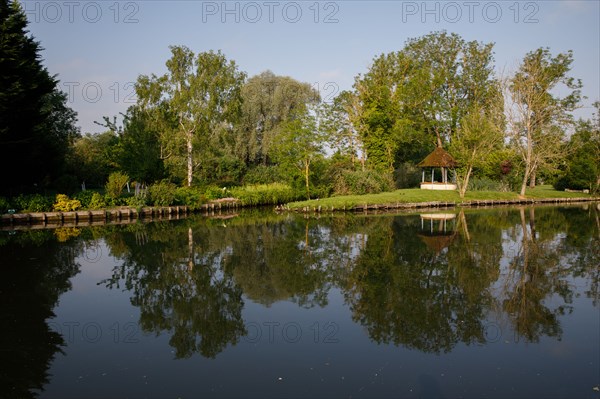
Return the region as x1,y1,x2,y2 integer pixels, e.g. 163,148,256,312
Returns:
0,231,81,398
1,204,598,396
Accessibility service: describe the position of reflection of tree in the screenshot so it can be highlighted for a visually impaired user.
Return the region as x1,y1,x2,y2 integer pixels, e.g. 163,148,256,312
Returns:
501,207,571,342
342,213,501,353
558,204,600,306
223,219,331,308
0,232,80,398
102,221,246,359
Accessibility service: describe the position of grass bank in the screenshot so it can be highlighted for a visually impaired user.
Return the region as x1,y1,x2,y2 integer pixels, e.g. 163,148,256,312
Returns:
285,185,595,211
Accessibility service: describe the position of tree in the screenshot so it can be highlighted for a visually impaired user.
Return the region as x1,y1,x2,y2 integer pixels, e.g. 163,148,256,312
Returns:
135,46,245,186
238,71,319,166
274,109,324,199
69,131,119,187
506,48,582,196
554,104,600,193
320,90,365,168
0,0,79,193
100,108,166,183
449,103,504,198
352,31,500,171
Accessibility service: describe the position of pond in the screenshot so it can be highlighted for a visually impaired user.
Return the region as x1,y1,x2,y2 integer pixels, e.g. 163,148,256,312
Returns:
1,204,599,398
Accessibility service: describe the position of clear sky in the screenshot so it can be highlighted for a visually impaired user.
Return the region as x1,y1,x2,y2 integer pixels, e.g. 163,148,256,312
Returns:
21,0,600,134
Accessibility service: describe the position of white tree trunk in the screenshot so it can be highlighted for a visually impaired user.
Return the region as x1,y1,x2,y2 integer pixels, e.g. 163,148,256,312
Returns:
187,130,193,187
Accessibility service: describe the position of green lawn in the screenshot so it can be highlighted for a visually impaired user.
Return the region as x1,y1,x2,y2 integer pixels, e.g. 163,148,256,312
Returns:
285,185,594,210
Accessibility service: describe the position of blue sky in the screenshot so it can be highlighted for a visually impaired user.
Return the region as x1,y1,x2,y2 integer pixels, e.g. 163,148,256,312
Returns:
22,0,600,133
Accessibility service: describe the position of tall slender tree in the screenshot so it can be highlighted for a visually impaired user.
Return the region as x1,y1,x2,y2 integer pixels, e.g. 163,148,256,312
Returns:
135,46,245,186
506,48,582,195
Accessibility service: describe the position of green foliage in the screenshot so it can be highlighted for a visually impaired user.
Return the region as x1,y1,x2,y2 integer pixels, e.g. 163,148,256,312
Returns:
0,197,9,213
333,169,394,196
69,132,120,188
147,180,177,206
125,195,147,209
88,192,107,210
394,163,422,189
467,177,503,192
243,165,284,185
230,183,297,206
135,46,246,186
0,0,79,194
174,187,205,210
113,107,166,182
553,116,600,194
52,194,82,212
73,190,96,209
354,31,500,171
105,172,130,199
13,194,53,212
204,185,233,200
239,71,320,166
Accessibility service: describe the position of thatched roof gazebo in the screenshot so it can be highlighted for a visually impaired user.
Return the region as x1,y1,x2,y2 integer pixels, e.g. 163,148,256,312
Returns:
418,213,457,254
417,147,458,190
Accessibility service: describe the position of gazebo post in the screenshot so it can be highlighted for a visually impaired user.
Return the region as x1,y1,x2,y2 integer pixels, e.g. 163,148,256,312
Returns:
431,169,434,183
422,170,425,183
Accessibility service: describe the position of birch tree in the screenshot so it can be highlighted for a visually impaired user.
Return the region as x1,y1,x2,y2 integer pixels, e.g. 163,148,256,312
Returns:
135,46,245,186
506,48,582,196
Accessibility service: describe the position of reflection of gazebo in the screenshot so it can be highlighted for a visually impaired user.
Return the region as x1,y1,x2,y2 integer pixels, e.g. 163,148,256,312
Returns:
418,213,457,254
417,147,458,190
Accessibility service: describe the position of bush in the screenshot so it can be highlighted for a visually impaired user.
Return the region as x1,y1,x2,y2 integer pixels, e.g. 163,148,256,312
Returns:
0,197,9,213
243,165,284,185
467,177,502,191
13,194,54,212
230,183,297,206
147,180,177,206
125,195,147,209
53,194,82,212
88,192,107,210
205,185,232,200
105,172,129,199
73,190,97,209
174,187,205,210
394,163,422,189
333,169,394,196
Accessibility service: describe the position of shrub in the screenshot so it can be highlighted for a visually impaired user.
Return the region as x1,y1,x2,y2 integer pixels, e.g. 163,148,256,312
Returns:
174,187,205,210
53,194,82,212
88,192,107,210
125,195,147,209
243,165,284,185
13,194,53,212
147,180,177,206
0,197,9,213
205,185,232,200
105,172,129,199
333,169,394,196
73,190,97,209
230,183,297,206
467,177,502,191
394,163,422,189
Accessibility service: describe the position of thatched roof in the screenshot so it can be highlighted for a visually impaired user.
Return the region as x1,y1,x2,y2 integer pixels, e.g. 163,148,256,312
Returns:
417,147,458,168
418,232,456,253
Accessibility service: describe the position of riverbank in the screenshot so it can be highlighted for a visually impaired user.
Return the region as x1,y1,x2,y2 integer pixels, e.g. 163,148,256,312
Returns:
0,200,241,229
281,186,599,212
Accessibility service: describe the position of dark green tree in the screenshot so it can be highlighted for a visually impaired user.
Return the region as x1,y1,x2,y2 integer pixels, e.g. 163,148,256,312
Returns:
0,0,79,194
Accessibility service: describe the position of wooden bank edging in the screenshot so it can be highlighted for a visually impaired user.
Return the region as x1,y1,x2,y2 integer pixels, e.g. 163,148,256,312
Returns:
277,196,600,213
0,200,241,230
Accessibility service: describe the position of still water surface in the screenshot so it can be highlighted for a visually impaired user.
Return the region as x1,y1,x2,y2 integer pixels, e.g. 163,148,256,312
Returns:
1,204,599,398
